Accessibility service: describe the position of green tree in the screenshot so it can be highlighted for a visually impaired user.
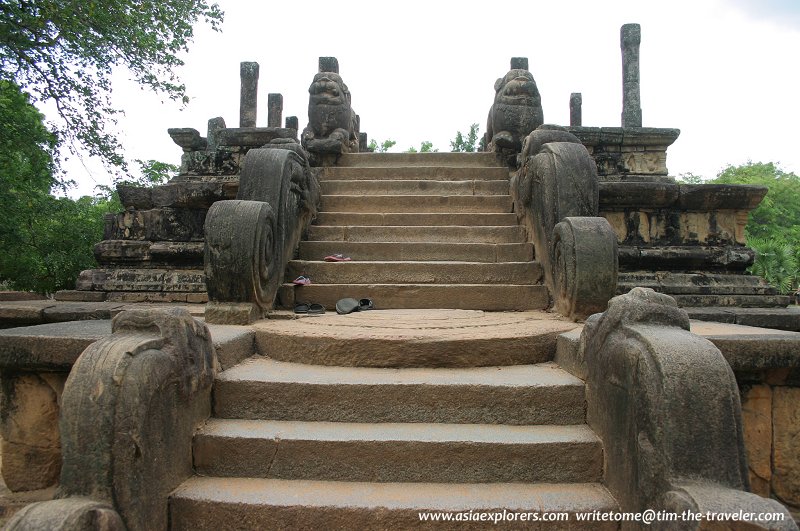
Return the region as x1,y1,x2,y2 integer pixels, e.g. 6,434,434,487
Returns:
450,123,480,152
368,138,396,153
677,172,704,184
704,161,800,294
406,141,437,153
0,80,116,293
710,162,800,243
0,0,223,173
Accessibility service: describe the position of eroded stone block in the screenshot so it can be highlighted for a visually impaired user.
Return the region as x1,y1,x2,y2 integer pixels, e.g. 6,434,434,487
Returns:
773,386,800,507
741,384,772,497
0,372,66,491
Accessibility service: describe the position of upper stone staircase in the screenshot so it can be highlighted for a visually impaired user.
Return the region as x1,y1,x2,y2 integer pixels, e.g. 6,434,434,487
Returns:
277,152,548,311
169,153,614,528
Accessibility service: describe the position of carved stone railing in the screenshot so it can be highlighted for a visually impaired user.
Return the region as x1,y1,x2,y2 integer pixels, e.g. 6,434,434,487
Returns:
577,288,797,529
512,126,617,320
204,142,320,324
5,308,215,531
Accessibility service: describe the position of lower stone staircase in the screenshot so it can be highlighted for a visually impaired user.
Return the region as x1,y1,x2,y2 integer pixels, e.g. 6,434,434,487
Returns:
169,310,617,529
277,152,548,310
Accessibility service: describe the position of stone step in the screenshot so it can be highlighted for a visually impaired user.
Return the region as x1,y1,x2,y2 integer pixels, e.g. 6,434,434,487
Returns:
278,284,549,313
192,419,602,483
314,212,519,226
319,165,509,181
320,195,512,213
298,241,534,262
618,271,780,296
306,225,527,244
670,293,790,308
214,358,583,425
171,477,618,530
335,152,502,167
74,268,206,293
94,240,203,267
320,180,508,196
251,309,576,368
286,261,542,285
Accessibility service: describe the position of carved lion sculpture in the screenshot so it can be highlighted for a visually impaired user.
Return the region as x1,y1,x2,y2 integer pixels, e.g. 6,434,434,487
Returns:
301,72,358,154
487,69,543,153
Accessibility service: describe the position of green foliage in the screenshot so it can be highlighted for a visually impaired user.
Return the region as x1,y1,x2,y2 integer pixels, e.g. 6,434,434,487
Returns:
0,193,111,294
368,138,396,153
676,172,705,184
0,81,170,294
406,141,437,153
703,161,800,293
711,162,800,243
450,123,480,153
0,0,224,173
747,237,799,295
0,80,59,192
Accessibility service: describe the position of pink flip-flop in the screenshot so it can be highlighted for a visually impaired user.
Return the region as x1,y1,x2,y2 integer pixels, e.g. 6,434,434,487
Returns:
292,275,311,286
324,254,352,262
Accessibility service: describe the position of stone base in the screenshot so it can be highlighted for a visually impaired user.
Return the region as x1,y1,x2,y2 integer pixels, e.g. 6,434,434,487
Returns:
204,302,262,325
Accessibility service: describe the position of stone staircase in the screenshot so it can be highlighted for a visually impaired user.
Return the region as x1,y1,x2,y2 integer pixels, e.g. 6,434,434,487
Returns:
277,152,548,311
169,310,617,528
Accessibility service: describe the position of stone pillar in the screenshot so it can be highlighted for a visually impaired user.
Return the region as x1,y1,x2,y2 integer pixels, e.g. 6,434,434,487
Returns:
267,93,283,128
319,56,339,73
510,57,528,70
570,93,582,126
285,116,299,131
239,62,259,127
621,23,642,127
207,117,226,150
359,132,368,152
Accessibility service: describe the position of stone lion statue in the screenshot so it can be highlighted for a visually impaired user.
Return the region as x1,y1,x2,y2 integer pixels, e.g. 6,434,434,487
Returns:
301,71,358,154
486,63,544,154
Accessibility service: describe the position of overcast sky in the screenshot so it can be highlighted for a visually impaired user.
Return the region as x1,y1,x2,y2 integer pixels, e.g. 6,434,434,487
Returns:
66,0,800,196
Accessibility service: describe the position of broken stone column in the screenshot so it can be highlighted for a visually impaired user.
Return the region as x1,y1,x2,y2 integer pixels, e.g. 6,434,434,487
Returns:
621,23,642,127
285,116,298,131
206,117,226,151
570,93,582,126
510,57,528,70
267,93,283,128
240,62,259,127
319,56,339,73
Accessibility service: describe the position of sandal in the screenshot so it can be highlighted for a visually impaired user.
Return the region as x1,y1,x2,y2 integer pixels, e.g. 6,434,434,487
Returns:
324,254,352,262
308,303,325,315
335,297,360,315
358,298,374,311
294,302,311,314
292,275,311,286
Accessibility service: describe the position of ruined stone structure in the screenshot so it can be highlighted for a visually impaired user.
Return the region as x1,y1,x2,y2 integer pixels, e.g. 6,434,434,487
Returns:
1,23,799,530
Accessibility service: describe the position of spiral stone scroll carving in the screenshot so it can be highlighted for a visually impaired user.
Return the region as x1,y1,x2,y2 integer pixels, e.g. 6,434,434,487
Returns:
203,145,319,324
552,217,618,320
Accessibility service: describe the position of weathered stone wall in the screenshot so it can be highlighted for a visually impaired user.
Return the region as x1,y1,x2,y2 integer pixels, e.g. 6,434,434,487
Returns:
599,181,766,272
740,374,800,513
567,126,679,181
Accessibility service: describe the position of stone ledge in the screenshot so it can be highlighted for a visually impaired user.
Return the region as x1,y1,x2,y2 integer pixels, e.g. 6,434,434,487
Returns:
556,320,800,380
0,316,252,372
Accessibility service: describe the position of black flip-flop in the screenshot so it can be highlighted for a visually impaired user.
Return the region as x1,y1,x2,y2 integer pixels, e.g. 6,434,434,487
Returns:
308,303,325,315
335,297,360,315
294,302,310,314
358,298,374,311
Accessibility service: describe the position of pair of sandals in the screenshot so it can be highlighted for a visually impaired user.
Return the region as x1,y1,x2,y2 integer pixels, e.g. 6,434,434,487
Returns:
336,297,374,315
293,302,325,315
